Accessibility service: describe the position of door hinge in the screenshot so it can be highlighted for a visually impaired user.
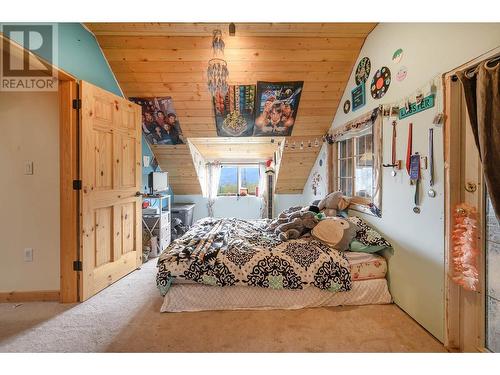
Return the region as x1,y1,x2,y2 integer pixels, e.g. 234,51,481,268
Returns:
72,99,81,110
73,180,82,190
73,260,82,271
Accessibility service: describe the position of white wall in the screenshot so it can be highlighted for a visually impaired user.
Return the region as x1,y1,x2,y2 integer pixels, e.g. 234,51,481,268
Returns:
174,195,262,221
302,143,328,206
274,194,306,216
0,91,60,292
326,23,500,341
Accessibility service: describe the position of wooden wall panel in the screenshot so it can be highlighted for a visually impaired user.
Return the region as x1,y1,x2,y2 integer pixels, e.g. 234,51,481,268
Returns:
152,145,203,194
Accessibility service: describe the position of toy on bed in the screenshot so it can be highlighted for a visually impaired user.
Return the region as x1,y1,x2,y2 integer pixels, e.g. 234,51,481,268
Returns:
269,205,323,241
311,217,357,251
317,191,351,217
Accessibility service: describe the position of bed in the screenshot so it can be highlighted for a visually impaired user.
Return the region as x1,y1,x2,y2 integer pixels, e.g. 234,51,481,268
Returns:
156,217,392,313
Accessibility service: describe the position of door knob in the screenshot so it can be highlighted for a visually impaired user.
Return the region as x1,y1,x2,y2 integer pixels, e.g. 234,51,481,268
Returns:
135,191,142,197
465,182,477,193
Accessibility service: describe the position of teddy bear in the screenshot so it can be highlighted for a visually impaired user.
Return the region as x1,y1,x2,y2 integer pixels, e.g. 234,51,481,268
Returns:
270,206,322,241
317,191,351,217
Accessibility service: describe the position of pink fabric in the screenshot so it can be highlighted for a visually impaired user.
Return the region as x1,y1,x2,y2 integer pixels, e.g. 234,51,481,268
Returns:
451,203,480,291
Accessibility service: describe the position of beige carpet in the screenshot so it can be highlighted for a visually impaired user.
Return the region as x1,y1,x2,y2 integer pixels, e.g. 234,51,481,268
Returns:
0,259,445,353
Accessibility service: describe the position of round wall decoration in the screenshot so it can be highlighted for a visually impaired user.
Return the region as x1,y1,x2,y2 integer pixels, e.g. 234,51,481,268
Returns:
343,99,351,114
370,67,391,99
355,57,371,85
396,66,408,81
392,48,404,64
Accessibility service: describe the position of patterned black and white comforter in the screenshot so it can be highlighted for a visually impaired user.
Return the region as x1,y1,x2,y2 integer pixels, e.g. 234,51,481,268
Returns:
156,217,352,296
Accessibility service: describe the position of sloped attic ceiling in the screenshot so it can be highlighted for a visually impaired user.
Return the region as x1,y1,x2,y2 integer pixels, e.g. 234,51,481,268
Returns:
86,23,376,193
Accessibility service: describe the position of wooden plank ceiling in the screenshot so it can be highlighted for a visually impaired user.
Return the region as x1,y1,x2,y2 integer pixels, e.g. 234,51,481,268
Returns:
189,137,282,162
151,145,202,195
87,23,375,194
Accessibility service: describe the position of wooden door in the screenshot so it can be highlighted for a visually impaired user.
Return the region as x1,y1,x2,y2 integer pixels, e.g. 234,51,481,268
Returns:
79,81,142,301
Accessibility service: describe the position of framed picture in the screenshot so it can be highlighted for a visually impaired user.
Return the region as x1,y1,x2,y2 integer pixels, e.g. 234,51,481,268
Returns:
129,96,185,145
253,81,303,136
214,85,256,137
351,83,366,111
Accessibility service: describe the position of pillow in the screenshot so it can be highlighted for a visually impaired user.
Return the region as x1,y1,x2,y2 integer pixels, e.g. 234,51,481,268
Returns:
346,216,392,249
311,217,357,251
349,239,387,254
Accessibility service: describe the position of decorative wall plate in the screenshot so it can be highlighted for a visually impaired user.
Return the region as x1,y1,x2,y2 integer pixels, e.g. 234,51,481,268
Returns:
355,57,371,85
392,48,404,64
370,67,391,99
343,99,351,114
396,66,408,81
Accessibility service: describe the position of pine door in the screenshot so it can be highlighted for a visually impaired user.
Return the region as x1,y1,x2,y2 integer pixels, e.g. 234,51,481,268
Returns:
79,81,142,301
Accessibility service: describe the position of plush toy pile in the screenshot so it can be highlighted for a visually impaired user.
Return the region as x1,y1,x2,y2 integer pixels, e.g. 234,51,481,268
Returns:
317,191,351,217
268,191,353,242
269,206,323,241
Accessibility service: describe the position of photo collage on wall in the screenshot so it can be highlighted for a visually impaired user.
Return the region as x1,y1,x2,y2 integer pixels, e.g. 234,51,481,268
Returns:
214,85,256,137
130,96,185,145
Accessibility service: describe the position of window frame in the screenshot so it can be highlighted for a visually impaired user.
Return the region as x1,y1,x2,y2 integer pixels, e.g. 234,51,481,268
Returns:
217,163,260,197
332,108,382,216
336,134,373,208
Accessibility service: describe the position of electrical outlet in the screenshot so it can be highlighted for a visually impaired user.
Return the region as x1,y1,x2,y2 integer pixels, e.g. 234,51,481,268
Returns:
24,161,34,175
24,248,33,262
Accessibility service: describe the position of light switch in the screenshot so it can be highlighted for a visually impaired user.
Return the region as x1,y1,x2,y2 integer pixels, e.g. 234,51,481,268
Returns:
24,161,34,175
24,248,33,262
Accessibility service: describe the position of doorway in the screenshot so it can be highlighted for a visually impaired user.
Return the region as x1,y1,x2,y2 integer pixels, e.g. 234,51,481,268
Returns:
444,48,500,352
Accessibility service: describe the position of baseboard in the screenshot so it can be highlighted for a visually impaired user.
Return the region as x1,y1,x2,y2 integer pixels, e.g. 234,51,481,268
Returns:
0,290,60,302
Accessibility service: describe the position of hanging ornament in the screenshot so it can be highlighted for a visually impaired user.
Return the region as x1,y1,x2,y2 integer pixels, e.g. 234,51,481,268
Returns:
308,140,312,148
314,138,320,147
300,141,304,150
207,30,229,98
211,29,225,55
207,58,229,97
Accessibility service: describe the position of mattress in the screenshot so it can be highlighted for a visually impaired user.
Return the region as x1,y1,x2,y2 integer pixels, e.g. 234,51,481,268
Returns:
344,251,387,281
170,251,387,285
161,278,392,313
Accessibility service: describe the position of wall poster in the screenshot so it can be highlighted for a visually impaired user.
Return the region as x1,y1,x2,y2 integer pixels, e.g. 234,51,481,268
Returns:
253,81,303,136
130,97,185,145
213,85,256,137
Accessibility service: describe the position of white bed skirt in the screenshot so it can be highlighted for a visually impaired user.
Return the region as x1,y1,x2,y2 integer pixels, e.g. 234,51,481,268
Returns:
161,278,392,313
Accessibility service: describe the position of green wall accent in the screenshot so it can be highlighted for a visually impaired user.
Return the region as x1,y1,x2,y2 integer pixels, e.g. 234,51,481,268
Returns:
57,23,122,97
0,22,122,97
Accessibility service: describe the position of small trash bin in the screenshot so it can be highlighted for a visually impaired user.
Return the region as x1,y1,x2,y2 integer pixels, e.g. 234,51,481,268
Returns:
171,203,196,228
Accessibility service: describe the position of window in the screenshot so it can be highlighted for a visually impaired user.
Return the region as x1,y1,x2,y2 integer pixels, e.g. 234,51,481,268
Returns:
333,108,382,216
218,164,260,196
337,133,373,202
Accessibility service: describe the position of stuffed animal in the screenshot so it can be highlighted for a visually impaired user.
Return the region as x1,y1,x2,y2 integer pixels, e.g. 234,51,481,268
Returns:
317,191,351,217
311,217,357,251
271,206,321,241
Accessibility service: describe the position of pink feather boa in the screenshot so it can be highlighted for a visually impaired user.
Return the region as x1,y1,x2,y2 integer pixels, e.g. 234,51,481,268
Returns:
451,203,480,291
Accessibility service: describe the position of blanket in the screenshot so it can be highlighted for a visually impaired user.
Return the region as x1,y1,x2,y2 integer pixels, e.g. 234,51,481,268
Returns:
156,217,352,296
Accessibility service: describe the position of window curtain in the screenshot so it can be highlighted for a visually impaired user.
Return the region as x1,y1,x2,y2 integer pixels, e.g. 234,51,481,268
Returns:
259,162,268,218
205,162,221,217
457,58,500,220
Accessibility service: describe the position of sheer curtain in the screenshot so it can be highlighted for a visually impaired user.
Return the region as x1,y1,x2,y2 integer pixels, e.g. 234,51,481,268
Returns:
259,162,268,218
205,162,221,217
